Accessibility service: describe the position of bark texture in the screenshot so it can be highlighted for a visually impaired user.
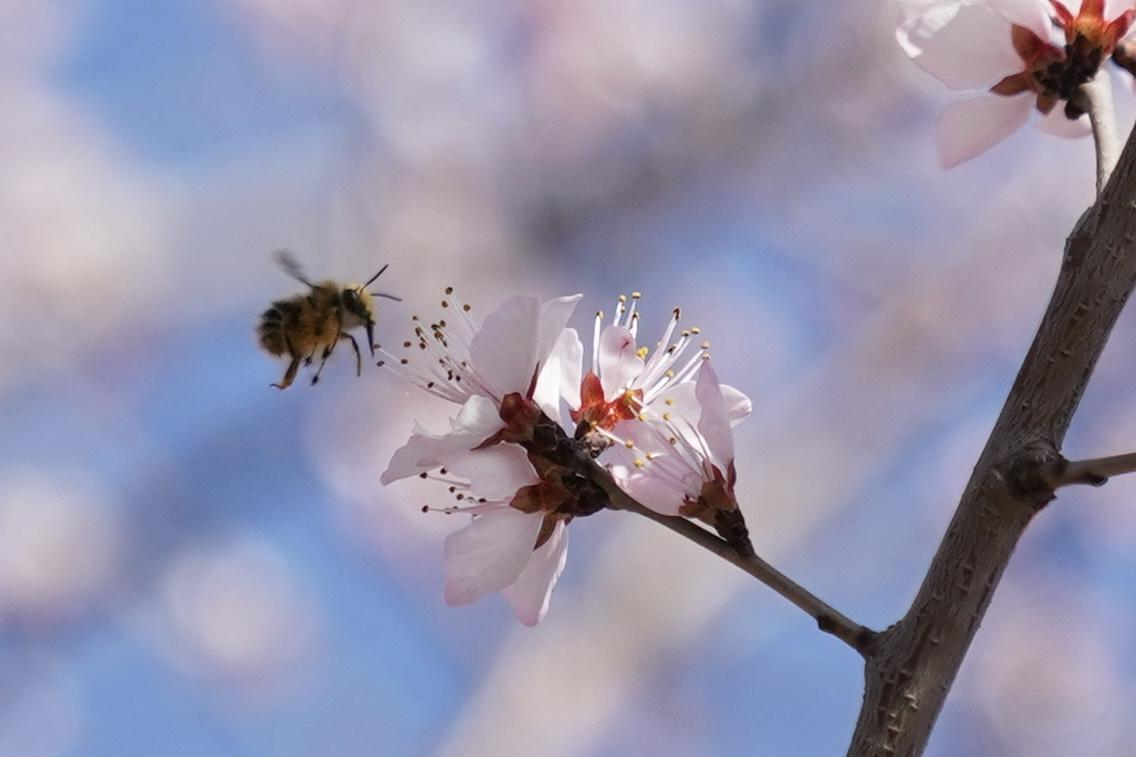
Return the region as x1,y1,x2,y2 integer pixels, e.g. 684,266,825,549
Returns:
846,128,1136,756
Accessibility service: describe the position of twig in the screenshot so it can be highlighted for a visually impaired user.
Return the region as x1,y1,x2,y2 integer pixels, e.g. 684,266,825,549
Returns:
583,460,877,655
1045,451,1136,488
1081,70,1120,195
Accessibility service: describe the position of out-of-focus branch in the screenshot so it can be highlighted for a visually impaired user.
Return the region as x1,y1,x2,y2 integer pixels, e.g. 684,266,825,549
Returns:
1080,70,1120,195
577,458,877,655
1042,451,1136,488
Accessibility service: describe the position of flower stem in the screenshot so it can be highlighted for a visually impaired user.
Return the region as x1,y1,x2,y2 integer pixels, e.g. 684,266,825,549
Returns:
583,460,877,655
1082,70,1120,195
1045,451,1136,488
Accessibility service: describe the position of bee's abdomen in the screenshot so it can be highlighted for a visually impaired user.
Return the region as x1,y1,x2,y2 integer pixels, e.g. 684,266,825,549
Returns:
257,300,299,356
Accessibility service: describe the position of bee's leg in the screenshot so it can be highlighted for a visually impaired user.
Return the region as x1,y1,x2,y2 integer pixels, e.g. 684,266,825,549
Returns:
271,336,301,390
341,334,362,376
310,327,343,386
271,356,301,390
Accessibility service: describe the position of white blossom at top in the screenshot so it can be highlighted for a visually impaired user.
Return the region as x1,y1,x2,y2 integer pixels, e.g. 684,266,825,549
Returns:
898,0,1134,167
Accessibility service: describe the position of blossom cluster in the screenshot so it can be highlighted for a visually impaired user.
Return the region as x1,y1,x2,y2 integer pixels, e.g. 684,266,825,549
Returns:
898,0,1135,166
380,290,751,624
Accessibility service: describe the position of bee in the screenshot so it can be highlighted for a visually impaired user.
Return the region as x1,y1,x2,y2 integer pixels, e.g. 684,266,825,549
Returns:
257,250,401,390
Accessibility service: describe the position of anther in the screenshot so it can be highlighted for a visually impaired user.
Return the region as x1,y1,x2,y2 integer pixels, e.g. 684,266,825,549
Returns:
445,286,454,294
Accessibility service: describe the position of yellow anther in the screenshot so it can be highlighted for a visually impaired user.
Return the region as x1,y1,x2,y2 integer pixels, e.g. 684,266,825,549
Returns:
636,346,649,359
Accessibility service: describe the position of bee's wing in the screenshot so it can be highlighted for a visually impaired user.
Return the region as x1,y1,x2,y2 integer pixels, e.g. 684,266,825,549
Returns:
274,249,315,288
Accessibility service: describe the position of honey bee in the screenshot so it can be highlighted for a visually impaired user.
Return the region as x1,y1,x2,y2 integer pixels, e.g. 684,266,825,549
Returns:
257,250,400,390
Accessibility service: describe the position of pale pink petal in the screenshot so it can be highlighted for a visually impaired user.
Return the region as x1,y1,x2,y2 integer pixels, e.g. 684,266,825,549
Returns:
936,94,1032,168
694,362,734,469
653,381,752,428
613,464,692,516
988,0,1056,42
535,294,583,373
443,508,544,606
597,325,645,401
1103,0,1133,23
442,445,539,501
380,396,505,484
469,295,542,399
719,383,753,427
605,419,699,513
555,328,584,410
1036,106,1093,138
382,427,454,484
533,328,583,424
502,521,568,625
899,3,1021,90
451,394,506,436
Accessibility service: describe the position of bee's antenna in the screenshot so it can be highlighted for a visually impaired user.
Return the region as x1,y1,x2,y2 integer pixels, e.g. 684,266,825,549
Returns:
370,291,403,302
360,263,390,291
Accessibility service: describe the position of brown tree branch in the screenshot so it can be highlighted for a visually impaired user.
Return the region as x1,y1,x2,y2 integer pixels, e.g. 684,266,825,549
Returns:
845,106,1136,754
1041,451,1136,488
576,458,877,654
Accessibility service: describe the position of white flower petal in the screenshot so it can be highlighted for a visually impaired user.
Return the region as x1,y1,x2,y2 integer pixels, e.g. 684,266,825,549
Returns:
535,294,583,373
720,383,753,427
1036,105,1093,138
383,428,450,484
381,396,506,484
597,325,645,401
988,0,1055,42
899,2,1021,90
612,464,691,516
452,394,505,436
694,362,734,469
441,444,538,501
469,295,543,399
502,521,568,626
533,328,583,425
1104,0,1133,23
651,381,752,428
443,508,544,607
555,328,584,410
936,94,1033,168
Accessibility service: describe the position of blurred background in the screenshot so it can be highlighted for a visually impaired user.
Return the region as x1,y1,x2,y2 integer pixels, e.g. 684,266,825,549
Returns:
2,0,1136,755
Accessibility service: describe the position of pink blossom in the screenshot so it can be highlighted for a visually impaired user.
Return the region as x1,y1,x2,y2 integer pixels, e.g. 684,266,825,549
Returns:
381,290,583,625
380,291,581,484
419,443,571,626
563,293,751,435
898,0,1134,167
605,361,743,521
